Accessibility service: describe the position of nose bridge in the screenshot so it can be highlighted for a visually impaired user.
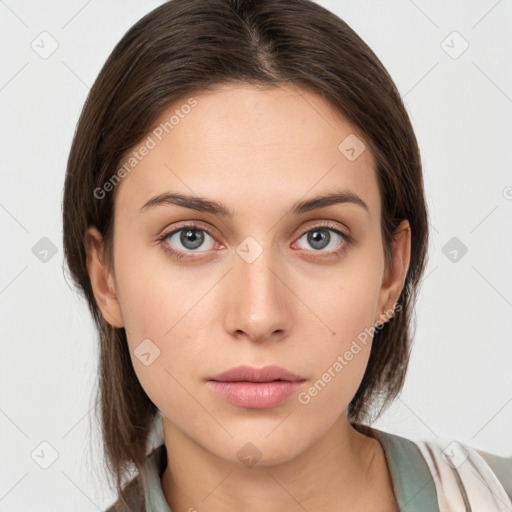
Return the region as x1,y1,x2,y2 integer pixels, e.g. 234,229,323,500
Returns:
225,234,290,341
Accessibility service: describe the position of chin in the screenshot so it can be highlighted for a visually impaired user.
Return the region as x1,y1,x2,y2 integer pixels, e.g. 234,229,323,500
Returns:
208,431,312,469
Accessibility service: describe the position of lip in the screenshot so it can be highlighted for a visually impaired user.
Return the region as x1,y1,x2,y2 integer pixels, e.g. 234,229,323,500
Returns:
206,365,306,409
207,364,306,383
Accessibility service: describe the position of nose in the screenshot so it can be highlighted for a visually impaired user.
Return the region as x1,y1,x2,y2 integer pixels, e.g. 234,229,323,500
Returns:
223,238,292,344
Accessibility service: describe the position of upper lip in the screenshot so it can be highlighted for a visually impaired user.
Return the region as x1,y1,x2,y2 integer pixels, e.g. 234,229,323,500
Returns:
207,365,306,383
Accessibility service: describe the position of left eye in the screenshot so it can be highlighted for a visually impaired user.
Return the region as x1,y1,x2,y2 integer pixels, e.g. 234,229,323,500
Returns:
295,227,345,252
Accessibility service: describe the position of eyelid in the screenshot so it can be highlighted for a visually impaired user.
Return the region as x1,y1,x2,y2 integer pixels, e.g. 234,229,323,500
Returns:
295,220,351,241
157,220,219,241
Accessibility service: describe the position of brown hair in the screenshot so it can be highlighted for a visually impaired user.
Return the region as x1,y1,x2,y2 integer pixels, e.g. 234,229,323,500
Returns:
62,0,429,507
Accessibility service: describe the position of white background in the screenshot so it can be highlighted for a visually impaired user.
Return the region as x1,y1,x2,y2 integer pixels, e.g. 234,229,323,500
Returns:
1,0,511,510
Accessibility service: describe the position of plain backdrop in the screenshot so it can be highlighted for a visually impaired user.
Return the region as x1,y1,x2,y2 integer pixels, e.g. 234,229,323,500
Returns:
1,0,511,510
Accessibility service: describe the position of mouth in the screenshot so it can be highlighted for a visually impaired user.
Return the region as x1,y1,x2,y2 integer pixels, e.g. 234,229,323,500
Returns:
205,365,307,409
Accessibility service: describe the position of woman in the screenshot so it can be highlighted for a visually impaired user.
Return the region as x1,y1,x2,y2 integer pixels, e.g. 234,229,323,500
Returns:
62,0,512,510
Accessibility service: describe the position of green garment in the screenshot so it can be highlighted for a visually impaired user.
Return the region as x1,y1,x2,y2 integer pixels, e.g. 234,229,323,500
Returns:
104,428,512,511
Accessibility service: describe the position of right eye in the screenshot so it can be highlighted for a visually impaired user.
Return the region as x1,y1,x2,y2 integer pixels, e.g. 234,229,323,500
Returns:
158,224,218,258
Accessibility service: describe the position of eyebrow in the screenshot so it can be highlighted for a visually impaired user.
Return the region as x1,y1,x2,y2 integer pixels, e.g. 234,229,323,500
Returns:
139,190,369,216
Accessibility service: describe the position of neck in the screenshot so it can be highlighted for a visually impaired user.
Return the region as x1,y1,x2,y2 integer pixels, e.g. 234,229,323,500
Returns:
160,415,397,512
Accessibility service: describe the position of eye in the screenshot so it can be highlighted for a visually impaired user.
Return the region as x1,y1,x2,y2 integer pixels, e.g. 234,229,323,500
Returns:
294,223,349,254
158,224,217,257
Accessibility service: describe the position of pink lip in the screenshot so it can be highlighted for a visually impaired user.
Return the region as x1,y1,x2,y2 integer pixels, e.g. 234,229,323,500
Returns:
207,364,305,383
206,365,306,409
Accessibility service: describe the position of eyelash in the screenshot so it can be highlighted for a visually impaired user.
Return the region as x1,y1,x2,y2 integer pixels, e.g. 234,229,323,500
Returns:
156,221,353,260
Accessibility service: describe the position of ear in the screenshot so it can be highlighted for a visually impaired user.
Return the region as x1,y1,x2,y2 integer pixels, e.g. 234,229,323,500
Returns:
375,220,411,326
85,226,124,328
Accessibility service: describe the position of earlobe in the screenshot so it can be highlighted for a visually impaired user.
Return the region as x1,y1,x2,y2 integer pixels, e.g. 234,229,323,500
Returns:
375,220,411,326
85,226,124,328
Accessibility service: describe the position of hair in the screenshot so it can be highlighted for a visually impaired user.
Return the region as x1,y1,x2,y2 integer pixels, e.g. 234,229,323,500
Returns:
62,0,429,508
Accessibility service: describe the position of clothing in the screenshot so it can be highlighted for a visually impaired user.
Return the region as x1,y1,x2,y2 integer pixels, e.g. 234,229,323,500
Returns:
104,428,512,511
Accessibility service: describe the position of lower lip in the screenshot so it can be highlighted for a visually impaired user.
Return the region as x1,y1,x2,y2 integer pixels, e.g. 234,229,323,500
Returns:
207,380,305,409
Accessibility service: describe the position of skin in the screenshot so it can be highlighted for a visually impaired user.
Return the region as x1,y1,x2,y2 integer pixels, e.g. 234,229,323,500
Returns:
86,84,411,511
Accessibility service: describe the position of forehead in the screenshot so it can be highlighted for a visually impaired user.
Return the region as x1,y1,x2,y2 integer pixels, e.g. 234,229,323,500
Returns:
114,84,380,220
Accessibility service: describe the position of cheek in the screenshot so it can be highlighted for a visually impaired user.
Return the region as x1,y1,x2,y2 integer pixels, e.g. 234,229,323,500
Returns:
112,239,214,405
296,240,384,404
305,287,377,400
293,281,379,429
304,241,385,342
113,232,188,339
297,340,372,424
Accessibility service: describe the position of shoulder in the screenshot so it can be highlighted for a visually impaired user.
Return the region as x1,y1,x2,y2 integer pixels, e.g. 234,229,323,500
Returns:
371,428,440,510
102,443,169,512
373,427,512,509
475,448,512,501
103,476,144,512
418,437,512,508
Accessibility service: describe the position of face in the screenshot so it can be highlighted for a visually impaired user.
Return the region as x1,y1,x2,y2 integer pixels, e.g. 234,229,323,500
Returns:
87,84,410,465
